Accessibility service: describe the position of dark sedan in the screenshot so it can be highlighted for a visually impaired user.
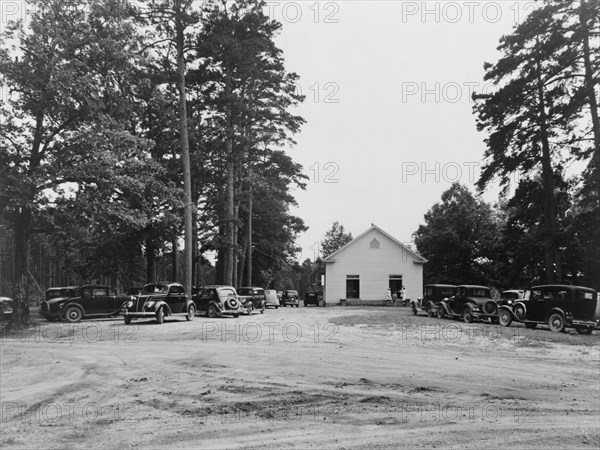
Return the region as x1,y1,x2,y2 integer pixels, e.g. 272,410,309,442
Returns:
121,282,195,325
498,284,599,334
40,285,131,323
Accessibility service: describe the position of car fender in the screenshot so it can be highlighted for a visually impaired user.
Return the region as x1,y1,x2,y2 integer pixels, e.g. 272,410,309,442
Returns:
498,305,516,317
438,301,450,314
154,301,172,316
544,308,566,324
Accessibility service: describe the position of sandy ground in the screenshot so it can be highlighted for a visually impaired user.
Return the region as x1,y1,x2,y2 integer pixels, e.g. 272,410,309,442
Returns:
1,305,599,449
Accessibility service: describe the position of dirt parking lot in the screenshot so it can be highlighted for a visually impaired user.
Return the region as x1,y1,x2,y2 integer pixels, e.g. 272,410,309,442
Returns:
1,305,599,449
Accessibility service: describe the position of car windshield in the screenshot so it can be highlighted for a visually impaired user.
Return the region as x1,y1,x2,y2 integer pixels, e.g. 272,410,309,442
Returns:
441,288,455,296
501,292,519,300
142,284,168,294
238,288,252,295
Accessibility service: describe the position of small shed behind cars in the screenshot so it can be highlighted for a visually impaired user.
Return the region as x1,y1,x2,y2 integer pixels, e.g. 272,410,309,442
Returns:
323,224,426,305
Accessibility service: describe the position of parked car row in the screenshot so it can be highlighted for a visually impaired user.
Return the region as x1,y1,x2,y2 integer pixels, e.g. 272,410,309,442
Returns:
411,283,600,334
38,282,318,324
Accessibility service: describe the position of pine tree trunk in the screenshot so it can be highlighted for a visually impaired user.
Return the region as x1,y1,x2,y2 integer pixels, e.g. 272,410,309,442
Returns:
171,233,178,282
536,59,561,283
247,181,253,286
580,1,600,203
174,0,193,296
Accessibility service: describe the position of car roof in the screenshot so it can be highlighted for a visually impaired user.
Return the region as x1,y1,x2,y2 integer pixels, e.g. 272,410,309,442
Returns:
457,285,489,289
425,284,457,288
531,284,596,291
200,285,236,289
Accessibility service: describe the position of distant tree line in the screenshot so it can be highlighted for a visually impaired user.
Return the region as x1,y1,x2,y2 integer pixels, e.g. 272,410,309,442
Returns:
0,0,306,316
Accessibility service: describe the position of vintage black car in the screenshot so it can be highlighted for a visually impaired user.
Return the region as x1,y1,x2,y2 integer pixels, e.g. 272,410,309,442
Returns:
411,284,457,317
304,291,319,307
281,290,299,307
237,287,266,315
498,284,599,334
40,285,131,323
193,285,243,318
437,285,497,323
498,289,528,307
121,282,195,325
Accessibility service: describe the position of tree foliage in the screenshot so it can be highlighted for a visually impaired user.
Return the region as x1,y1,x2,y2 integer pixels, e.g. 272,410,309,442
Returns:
414,184,503,286
321,221,353,258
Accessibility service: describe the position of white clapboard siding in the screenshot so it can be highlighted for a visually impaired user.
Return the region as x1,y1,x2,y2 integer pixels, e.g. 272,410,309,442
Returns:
323,224,425,303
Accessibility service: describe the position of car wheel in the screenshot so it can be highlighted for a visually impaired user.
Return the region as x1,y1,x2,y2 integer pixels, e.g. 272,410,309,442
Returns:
233,314,239,318
575,326,593,335
124,315,132,325
525,323,537,330
246,304,254,315
411,304,417,315
207,305,218,319
514,303,527,321
186,304,196,321
547,313,565,332
156,307,164,324
498,309,512,327
463,307,474,323
436,306,444,319
260,308,265,314
64,306,83,323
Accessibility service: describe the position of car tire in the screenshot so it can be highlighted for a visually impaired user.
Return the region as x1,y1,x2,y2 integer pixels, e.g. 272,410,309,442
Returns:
186,305,196,321
575,326,593,335
436,306,444,319
124,315,132,325
207,305,218,319
233,314,239,318
411,304,417,315
525,323,537,330
498,309,512,327
514,303,527,321
260,308,264,314
64,306,83,323
156,307,164,324
547,313,565,332
463,307,474,323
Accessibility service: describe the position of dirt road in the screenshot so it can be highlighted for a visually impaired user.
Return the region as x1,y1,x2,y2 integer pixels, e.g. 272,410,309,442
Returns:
1,306,599,449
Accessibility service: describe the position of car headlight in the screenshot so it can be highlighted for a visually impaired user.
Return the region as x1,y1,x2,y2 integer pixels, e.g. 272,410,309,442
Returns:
145,301,155,308
126,301,134,308
507,300,513,305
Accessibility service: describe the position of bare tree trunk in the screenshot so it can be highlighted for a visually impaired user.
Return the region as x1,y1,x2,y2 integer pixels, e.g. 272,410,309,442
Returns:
171,233,178,282
536,58,561,283
580,1,600,202
174,0,193,296
232,200,240,286
225,98,235,285
246,178,253,286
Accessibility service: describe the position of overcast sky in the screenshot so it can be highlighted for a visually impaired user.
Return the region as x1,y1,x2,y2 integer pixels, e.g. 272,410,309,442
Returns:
269,0,539,261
